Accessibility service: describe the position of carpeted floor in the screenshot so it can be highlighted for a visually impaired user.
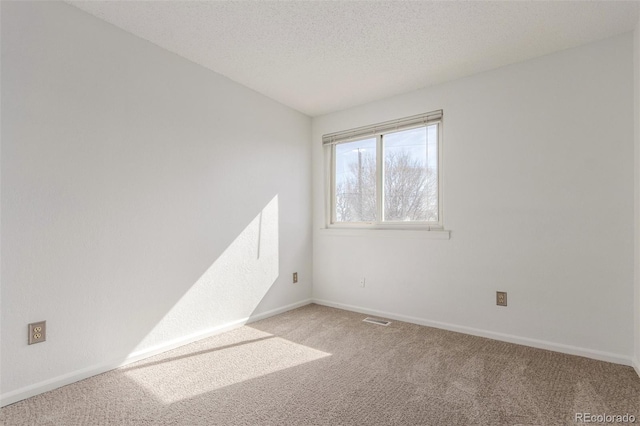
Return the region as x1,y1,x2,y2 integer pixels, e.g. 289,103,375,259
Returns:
2,303,639,425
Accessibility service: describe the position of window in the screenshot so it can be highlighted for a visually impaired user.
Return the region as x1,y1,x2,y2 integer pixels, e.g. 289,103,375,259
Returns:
324,110,442,229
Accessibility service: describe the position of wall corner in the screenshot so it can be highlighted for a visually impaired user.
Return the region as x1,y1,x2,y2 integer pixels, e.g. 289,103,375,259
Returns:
634,17,640,369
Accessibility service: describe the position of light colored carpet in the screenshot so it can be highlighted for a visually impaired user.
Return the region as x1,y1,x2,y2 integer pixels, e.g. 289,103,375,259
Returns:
2,303,639,425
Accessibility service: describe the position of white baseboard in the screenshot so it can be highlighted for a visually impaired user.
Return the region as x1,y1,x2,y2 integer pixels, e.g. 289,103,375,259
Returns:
633,357,640,378
247,299,312,324
312,298,633,367
0,299,312,408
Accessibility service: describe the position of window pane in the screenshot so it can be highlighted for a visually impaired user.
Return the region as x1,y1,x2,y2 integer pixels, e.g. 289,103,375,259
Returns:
334,138,377,222
383,125,438,222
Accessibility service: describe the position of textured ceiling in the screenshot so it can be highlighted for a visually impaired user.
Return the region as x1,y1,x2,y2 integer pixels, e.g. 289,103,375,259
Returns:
67,1,640,117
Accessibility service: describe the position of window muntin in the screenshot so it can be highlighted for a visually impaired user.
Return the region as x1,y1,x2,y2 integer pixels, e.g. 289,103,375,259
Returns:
327,113,441,228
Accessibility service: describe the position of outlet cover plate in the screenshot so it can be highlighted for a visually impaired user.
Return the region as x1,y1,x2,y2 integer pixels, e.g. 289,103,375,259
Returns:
28,321,46,345
496,292,507,307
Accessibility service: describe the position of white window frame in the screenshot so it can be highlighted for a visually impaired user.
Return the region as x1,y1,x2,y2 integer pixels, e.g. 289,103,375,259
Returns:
324,111,443,230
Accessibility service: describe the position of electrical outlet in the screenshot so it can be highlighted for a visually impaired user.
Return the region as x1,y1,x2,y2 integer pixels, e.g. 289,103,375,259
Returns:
293,272,298,283
28,321,46,345
359,277,365,288
496,291,507,307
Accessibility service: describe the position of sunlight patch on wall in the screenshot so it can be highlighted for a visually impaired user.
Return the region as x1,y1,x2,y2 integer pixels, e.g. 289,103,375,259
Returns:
124,326,330,404
131,196,280,353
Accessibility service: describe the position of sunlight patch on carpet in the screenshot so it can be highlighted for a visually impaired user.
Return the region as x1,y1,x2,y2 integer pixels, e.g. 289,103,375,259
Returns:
123,329,331,404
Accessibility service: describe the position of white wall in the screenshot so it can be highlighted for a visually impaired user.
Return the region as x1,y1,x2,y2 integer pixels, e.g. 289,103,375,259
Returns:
1,2,312,404
635,17,640,376
312,34,635,364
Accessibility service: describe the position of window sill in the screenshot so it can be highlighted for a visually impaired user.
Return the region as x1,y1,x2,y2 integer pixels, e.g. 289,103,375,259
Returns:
318,228,451,239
